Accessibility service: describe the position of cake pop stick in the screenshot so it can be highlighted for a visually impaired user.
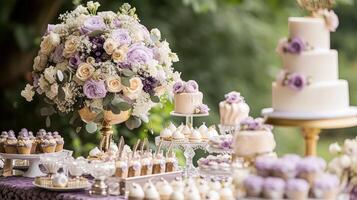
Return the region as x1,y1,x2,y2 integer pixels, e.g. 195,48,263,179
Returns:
132,139,141,157
155,140,163,157
117,136,124,159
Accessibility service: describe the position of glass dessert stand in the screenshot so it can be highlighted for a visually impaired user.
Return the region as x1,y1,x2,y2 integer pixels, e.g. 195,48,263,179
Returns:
155,136,208,177
218,124,240,135
0,150,72,177
262,107,357,156
206,146,234,154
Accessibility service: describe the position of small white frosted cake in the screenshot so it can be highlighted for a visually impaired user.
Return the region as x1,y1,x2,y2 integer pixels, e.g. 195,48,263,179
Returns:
234,117,276,157
219,91,249,126
173,80,209,115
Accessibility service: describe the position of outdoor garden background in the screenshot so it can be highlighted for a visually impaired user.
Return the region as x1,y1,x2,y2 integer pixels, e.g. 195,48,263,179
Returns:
0,0,356,163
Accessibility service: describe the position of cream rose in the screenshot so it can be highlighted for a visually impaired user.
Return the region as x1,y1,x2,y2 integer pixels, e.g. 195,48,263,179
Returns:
63,36,79,57
123,77,143,99
40,35,55,55
21,84,35,102
112,47,127,63
45,83,58,100
76,63,95,81
106,76,122,93
33,53,48,71
48,32,61,47
103,38,118,55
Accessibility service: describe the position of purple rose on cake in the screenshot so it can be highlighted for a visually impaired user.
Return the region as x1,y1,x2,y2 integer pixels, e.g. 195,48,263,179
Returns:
173,81,185,94
284,37,305,54
127,44,153,65
81,16,106,34
185,80,199,93
286,73,307,91
195,104,209,114
224,91,243,104
83,79,107,99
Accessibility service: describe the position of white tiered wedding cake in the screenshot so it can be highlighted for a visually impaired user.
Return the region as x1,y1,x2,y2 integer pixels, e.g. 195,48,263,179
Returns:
272,10,350,114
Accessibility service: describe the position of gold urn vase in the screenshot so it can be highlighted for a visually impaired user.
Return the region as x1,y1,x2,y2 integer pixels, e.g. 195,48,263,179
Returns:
78,107,131,152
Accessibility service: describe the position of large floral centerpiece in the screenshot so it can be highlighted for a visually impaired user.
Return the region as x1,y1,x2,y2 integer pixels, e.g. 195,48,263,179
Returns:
21,2,180,150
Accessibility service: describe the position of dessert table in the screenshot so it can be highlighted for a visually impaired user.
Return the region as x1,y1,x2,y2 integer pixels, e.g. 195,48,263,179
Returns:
0,177,125,200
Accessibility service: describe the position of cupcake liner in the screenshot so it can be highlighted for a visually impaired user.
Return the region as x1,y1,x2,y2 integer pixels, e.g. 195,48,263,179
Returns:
30,142,37,154
115,168,128,178
165,162,175,172
128,197,144,200
17,146,32,154
0,143,5,153
159,194,170,200
55,143,64,152
4,145,17,154
152,164,164,174
263,190,285,199
35,140,43,153
286,190,309,200
42,145,56,153
128,166,140,177
141,165,150,176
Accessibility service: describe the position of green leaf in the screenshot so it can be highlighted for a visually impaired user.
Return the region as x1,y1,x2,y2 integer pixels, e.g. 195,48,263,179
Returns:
150,95,160,103
45,116,51,127
87,30,105,37
57,70,64,82
40,106,55,116
58,86,65,101
70,112,79,125
125,117,141,130
121,76,130,87
85,122,98,133
75,127,82,133
111,106,122,114
116,102,131,111
93,111,104,123
103,93,115,109
122,69,135,77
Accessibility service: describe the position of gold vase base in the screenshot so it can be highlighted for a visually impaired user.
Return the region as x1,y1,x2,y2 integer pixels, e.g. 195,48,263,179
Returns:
89,179,109,196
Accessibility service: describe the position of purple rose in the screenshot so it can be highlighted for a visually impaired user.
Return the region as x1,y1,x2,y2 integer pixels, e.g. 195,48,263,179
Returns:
287,73,306,91
52,44,64,63
111,18,121,28
83,79,107,99
69,54,82,69
173,81,185,94
224,91,243,104
284,37,305,54
184,80,199,93
126,44,153,65
19,128,29,138
111,29,131,45
81,16,106,34
196,104,210,114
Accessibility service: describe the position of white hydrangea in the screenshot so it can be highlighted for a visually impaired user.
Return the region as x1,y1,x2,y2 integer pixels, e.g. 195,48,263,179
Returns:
44,66,57,84
45,83,58,100
132,93,154,122
98,11,117,22
329,142,341,155
38,75,48,91
21,84,35,102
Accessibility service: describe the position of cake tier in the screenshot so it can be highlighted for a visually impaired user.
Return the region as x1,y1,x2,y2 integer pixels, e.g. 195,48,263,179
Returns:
272,80,349,113
233,130,276,157
219,101,249,126
281,50,338,82
174,92,203,114
289,17,330,50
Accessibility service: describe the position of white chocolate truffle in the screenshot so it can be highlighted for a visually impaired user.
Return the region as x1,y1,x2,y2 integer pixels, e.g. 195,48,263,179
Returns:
160,128,172,139
184,187,201,200
52,173,68,188
168,122,177,132
182,125,192,136
220,187,235,200
144,183,160,200
209,180,222,191
205,190,220,200
172,130,185,141
158,180,173,200
129,183,145,200
170,190,184,200
189,129,202,142
198,123,208,135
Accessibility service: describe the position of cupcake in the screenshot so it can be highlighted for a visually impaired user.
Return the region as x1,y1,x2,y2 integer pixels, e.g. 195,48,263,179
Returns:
184,187,200,200
198,123,208,136
272,158,298,180
144,182,160,200
152,152,166,174
262,177,285,199
157,180,173,200
167,122,177,133
28,131,36,153
189,129,202,142
129,183,145,200
243,175,264,197
297,156,326,184
115,160,128,178
286,179,309,200
181,125,192,137
52,131,64,152
4,131,17,154
35,129,47,153
160,128,172,141
312,174,339,200
255,156,276,177
0,131,8,153
172,130,186,141
41,134,56,153
17,129,33,154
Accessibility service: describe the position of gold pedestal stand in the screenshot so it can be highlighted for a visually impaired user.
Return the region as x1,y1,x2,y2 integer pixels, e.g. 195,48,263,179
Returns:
265,116,357,156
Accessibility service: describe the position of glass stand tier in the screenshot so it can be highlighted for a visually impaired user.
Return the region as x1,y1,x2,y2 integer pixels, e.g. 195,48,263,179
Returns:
155,137,208,177
218,124,240,135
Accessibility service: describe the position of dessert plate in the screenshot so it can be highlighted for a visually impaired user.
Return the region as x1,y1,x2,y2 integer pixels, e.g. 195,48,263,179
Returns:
261,107,357,120
170,111,209,117
32,182,90,192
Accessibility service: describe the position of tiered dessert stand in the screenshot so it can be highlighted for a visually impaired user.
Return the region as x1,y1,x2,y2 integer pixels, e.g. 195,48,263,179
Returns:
0,150,72,177
155,111,209,177
262,108,357,156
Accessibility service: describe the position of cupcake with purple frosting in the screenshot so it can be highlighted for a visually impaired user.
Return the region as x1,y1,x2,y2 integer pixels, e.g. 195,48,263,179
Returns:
286,179,309,200
0,131,8,153
41,133,57,153
262,177,285,199
296,156,326,184
272,158,298,180
35,129,47,153
255,156,276,177
312,174,339,200
52,131,64,152
4,130,17,154
17,128,33,154
243,175,264,197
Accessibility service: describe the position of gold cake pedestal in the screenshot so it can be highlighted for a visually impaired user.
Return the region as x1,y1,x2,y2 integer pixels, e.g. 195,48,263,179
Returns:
265,116,357,156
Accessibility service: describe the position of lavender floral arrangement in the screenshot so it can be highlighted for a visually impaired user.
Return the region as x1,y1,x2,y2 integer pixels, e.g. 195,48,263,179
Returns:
240,117,272,131
276,71,311,91
224,91,244,104
21,2,180,131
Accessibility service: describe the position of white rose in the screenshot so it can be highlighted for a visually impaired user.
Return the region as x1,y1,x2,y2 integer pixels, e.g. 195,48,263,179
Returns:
48,32,61,47
45,83,58,100
106,76,122,93
150,28,161,42
329,142,341,155
44,66,57,84
344,139,357,156
87,1,100,12
55,61,68,71
328,158,343,176
63,36,79,57
103,38,118,55
123,77,143,99
38,75,48,91
339,155,351,168
33,54,48,71
76,63,95,81
21,84,35,102
112,47,127,63
40,35,55,55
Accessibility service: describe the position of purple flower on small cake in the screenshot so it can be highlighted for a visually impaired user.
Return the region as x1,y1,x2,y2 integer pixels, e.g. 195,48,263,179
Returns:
173,80,199,94
240,117,272,131
224,91,244,104
194,104,210,114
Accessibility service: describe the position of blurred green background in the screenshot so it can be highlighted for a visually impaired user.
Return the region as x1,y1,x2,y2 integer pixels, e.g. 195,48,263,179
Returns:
0,0,356,162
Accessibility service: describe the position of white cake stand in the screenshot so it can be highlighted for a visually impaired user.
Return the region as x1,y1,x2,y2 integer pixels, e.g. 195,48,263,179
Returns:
0,150,72,178
155,137,208,177
218,124,240,134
